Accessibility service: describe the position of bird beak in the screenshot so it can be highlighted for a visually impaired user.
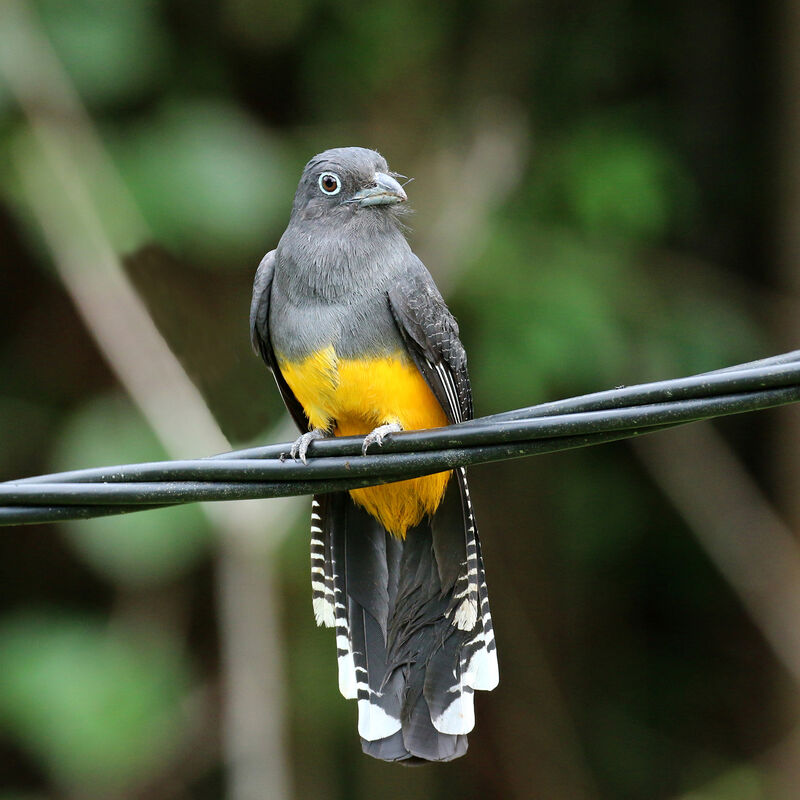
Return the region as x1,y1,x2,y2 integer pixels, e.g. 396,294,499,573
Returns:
351,172,408,206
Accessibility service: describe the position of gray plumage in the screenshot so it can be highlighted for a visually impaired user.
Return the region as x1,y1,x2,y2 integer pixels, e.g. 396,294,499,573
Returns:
250,147,498,763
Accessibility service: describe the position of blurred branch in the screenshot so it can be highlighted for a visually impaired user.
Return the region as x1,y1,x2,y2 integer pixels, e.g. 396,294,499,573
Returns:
0,3,299,799
0,0,214,456
413,99,529,295
632,424,800,686
776,0,800,526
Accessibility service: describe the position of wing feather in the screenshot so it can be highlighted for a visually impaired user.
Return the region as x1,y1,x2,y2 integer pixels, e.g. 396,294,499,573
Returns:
387,260,473,425
249,251,309,431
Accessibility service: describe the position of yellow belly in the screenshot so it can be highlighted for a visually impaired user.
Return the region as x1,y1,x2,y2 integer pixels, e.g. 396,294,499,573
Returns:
277,346,451,538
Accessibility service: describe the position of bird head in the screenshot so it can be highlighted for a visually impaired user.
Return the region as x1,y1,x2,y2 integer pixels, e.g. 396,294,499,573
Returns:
291,147,408,220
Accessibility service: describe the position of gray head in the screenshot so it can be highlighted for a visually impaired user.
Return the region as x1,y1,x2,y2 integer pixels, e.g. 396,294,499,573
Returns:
276,147,413,302
290,147,408,223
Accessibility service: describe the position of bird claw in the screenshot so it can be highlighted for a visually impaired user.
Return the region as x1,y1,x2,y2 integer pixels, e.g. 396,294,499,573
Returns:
289,429,328,464
362,422,403,456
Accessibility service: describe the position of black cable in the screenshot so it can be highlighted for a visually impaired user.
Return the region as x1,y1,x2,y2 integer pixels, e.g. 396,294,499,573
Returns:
2,352,799,526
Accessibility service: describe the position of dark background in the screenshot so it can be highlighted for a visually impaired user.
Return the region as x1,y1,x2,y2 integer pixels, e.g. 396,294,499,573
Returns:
2,0,800,798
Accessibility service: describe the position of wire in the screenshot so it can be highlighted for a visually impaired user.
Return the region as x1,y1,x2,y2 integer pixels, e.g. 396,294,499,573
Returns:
2,351,800,526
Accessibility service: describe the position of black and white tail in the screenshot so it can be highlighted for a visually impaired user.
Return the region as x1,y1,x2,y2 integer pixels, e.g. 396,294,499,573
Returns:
308,468,498,763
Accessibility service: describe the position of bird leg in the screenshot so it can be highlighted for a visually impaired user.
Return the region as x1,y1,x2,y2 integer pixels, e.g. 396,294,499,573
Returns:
289,427,331,464
362,421,403,456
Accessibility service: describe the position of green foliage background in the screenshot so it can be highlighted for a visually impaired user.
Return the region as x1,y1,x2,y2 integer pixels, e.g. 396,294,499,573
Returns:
0,1,796,798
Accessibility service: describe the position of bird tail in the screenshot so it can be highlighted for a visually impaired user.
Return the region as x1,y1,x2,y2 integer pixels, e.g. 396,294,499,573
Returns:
310,468,498,763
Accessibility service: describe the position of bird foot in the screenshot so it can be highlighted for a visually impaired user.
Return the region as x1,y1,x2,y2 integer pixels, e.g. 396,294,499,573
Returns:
362,422,403,456
289,428,329,464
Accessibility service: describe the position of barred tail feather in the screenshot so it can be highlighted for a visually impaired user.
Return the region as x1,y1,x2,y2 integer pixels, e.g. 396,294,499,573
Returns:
468,517,499,691
457,468,499,692
309,473,497,763
311,495,357,697
310,498,335,628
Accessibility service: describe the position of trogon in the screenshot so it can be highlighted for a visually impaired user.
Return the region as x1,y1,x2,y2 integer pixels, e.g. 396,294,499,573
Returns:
249,147,498,763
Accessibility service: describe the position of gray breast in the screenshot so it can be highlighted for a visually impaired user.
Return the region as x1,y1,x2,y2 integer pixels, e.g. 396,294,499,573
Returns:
269,214,414,362
269,265,406,362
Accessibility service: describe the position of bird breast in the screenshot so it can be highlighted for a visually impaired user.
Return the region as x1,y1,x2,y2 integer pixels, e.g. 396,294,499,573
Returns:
276,345,448,436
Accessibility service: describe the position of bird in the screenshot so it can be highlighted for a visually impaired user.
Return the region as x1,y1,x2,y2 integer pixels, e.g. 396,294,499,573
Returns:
249,146,498,763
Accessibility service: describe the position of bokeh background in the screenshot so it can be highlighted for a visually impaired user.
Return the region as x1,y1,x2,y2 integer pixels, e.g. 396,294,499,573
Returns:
2,0,800,798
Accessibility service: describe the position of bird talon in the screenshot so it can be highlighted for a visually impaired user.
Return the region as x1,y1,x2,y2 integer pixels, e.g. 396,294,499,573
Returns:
290,429,328,464
362,422,403,456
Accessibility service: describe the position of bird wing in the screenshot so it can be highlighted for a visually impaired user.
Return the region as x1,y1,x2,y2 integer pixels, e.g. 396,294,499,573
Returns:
387,258,473,425
249,250,310,431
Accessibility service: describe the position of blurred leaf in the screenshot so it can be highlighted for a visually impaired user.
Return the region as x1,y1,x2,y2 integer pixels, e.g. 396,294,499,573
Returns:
0,82,10,121
457,224,631,410
110,100,295,264
528,120,697,242
551,453,648,565
0,398,53,479
49,393,211,586
683,765,765,800
457,217,762,413
35,0,167,106
561,126,677,239
223,0,310,47
0,795,47,800
301,0,449,107
0,613,190,792
644,288,764,378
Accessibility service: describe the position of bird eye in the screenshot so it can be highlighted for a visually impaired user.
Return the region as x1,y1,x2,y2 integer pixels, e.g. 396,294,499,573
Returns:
318,172,341,195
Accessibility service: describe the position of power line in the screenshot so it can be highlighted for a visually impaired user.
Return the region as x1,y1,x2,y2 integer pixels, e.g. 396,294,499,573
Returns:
3,351,799,526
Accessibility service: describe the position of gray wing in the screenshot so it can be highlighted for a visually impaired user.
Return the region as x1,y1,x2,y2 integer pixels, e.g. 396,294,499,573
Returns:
388,259,473,425
250,250,309,431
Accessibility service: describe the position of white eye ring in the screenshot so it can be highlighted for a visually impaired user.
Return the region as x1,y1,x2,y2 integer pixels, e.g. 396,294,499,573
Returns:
318,172,342,195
